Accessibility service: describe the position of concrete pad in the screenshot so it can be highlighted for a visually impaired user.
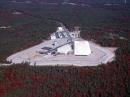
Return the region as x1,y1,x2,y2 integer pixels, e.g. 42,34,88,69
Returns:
6,39,116,66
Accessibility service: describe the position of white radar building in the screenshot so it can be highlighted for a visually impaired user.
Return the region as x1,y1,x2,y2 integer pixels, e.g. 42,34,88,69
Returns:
50,27,91,56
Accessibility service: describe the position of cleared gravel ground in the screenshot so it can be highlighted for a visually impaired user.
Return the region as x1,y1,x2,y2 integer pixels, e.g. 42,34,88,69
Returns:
6,38,116,66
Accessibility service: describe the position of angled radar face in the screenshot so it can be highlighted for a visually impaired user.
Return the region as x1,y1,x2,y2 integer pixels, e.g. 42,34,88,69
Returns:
74,41,91,56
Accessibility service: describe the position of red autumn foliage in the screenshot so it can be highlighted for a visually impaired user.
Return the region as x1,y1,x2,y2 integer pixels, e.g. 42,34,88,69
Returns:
52,91,64,97
0,84,7,96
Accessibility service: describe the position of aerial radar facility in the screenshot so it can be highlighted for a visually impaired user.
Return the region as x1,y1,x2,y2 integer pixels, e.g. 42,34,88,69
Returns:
7,26,115,66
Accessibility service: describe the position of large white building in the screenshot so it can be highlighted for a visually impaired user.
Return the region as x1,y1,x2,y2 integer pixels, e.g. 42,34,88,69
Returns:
74,41,91,56
50,27,91,56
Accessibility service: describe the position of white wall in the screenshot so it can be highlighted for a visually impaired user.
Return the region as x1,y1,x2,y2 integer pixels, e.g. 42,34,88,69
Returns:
51,34,56,40
57,44,72,54
74,41,91,56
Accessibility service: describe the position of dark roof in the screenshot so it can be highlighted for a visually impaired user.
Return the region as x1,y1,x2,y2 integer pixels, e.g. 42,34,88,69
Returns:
42,47,52,50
